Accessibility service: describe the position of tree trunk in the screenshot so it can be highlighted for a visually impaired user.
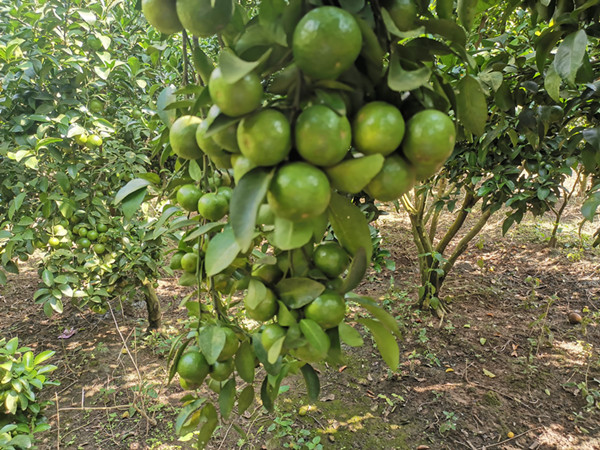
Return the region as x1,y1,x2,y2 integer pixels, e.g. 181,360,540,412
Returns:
142,282,162,332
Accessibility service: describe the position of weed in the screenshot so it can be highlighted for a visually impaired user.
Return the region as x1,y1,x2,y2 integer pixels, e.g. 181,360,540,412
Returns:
438,411,458,434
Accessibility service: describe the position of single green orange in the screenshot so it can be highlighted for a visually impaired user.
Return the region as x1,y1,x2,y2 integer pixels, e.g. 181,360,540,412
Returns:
293,6,362,80
267,162,331,222
93,243,106,254
218,327,239,362
197,192,228,221
177,350,210,385
49,237,60,248
170,115,203,160
86,230,99,241
209,358,234,381
74,133,88,146
216,186,233,203
213,122,240,153
87,134,103,147
261,324,286,351
402,109,456,167
245,287,278,322
142,0,182,34
170,251,186,270
237,109,291,167
177,184,202,212
382,0,417,31
209,67,263,117
78,227,88,237
96,223,108,233
414,161,443,181
304,290,346,329
365,154,416,202
313,242,349,278
180,252,199,273
78,238,92,249
256,203,275,226
176,0,233,37
295,105,351,167
195,119,231,169
353,102,405,156
252,264,283,285
232,154,257,183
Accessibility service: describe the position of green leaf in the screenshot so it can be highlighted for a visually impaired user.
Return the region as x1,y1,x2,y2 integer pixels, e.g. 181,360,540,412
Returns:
188,159,203,182
271,216,313,250
205,227,241,277
218,48,264,84
175,398,206,436
114,179,151,205
260,377,275,412
41,269,54,287
328,192,372,261
338,323,363,347
276,301,298,327
388,52,431,92
238,385,254,415
544,65,561,102
299,319,330,356
178,272,198,287
253,334,282,376
346,294,402,339
245,279,267,309
300,364,320,402
340,247,367,294
457,75,487,136
267,336,285,364
199,326,226,365
198,403,219,448
193,47,215,85
157,85,177,128
120,188,147,221
581,194,600,221
535,28,563,73
230,169,272,252
183,222,224,242
583,128,600,151
5,391,18,414
235,341,256,383
357,318,399,370
553,30,587,85
218,379,236,419
276,278,325,309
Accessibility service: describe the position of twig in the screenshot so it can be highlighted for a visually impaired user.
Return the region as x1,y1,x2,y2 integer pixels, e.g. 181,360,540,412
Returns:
108,302,142,383
481,426,544,449
217,422,235,450
55,392,60,450
58,405,131,411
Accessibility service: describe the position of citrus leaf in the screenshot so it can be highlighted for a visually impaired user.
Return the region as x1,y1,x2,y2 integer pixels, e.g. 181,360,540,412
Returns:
388,52,431,92
245,279,267,309
276,277,325,309
174,398,206,436
357,318,399,370
41,269,54,287
457,75,487,136
338,322,364,347
299,319,330,356
114,178,151,205
300,364,320,402
231,168,272,252
253,334,282,376
184,222,225,242
553,30,587,85
219,47,270,84
340,247,367,294
347,293,402,339
328,192,372,261
218,379,236,420
583,128,600,151
535,28,563,73
276,301,298,327
178,272,197,287
267,336,285,364
197,402,219,449
271,216,313,250
120,188,147,221
260,377,276,412
199,326,226,365
205,227,241,277
238,385,254,415
235,341,256,383
157,85,177,128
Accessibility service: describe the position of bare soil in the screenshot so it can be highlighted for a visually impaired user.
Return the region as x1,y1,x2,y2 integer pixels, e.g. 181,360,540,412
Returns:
1,204,599,450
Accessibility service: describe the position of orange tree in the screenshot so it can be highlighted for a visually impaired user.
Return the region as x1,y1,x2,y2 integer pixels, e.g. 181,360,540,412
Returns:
121,0,599,446
0,0,181,329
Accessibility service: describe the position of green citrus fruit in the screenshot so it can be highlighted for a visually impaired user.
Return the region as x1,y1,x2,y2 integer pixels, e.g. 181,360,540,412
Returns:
256,203,275,226
218,327,239,362
213,122,240,153
86,230,99,241
414,161,443,181
74,133,88,146
142,0,182,34
177,350,210,385
402,109,456,167
89,99,104,113
216,186,233,202
177,184,203,212
180,252,199,273
170,115,203,160
78,238,92,249
304,290,346,329
237,109,291,167
353,102,405,156
195,119,231,168
78,227,88,237
87,134,103,147
197,192,228,221
93,243,106,254
382,0,417,31
132,109,143,119
267,162,331,222
292,6,362,80
261,324,286,351
232,155,257,183
176,0,234,37
365,154,416,202
170,251,186,270
313,242,349,278
325,277,343,292
210,358,234,381
245,287,278,322
295,105,351,167
48,237,61,247
252,264,283,285
208,67,263,117
96,223,108,233
325,154,385,194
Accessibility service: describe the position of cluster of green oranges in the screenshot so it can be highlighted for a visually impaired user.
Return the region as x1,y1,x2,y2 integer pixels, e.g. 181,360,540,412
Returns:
47,218,111,255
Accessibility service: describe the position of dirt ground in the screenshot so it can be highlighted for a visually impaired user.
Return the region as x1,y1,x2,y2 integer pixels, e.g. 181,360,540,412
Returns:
1,203,599,450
